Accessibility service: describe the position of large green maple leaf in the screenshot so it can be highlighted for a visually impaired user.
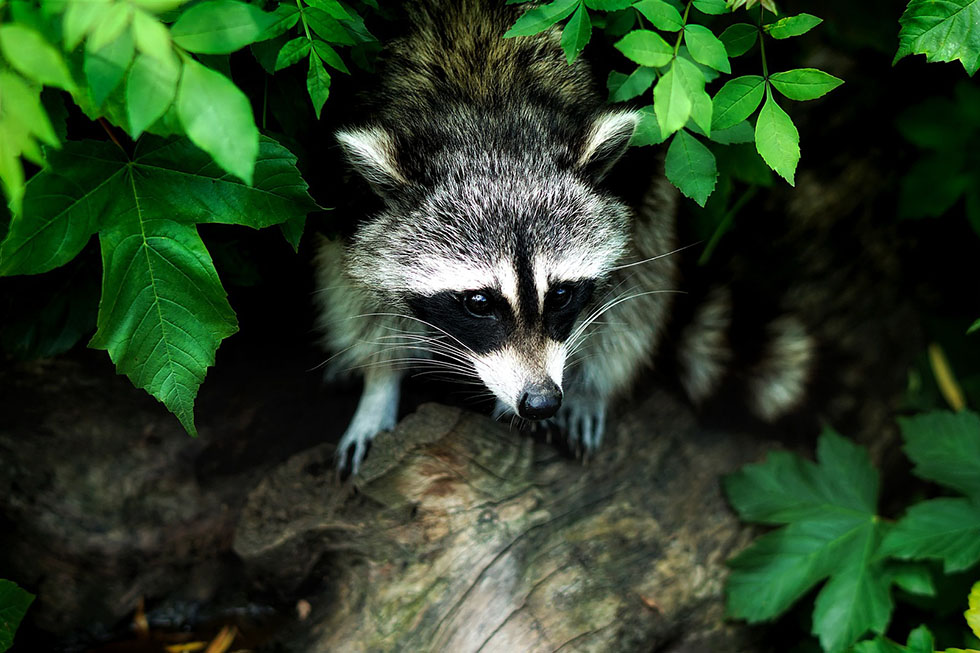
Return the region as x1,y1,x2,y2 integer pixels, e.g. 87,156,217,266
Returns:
0,135,317,434
724,431,893,653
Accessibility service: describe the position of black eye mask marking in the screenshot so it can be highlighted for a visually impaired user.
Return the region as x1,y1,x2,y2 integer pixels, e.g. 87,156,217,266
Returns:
543,280,595,342
407,289,516,355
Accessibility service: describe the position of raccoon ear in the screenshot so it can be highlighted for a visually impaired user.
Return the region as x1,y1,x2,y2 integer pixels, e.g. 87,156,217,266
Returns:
577,110,640,180
336,126,408,192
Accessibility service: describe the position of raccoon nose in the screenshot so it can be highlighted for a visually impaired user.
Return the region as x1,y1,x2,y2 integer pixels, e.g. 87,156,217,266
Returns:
518,381,562,420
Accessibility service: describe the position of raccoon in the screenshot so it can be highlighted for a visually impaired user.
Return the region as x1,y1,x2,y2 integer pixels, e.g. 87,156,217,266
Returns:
315,0,821,474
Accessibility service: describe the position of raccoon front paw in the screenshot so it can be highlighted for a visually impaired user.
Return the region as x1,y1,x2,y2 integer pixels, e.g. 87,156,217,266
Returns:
335,413,396,477
554,400,607,457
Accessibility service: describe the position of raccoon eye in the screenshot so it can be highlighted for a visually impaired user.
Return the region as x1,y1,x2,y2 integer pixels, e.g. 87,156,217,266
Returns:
545,285,573,312
463,291,494,317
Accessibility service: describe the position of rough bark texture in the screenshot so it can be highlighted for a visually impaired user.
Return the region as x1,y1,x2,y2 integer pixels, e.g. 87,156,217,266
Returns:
236,397,773,652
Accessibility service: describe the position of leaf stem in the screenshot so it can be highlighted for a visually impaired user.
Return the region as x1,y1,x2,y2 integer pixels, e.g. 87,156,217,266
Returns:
98,118,125,153
673,0,692,56
759,6,769,79
296,0,312,42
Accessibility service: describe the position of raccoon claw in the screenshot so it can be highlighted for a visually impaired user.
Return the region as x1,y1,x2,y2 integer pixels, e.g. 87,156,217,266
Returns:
555,402,607,458
335,425,377,478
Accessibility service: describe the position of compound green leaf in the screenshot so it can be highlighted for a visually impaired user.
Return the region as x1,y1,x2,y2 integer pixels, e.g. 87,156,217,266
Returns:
608,65,657,102
171,0,275,54
765,13,823,40
504,0,578,37
770,68,844,101
719,22,757,56
84,29,135,107
127,52,181,138
632,0,683,31
312,40,349,73
693,0,727,15
2,136,316,433
630,105,665,146
675,56,711,136
259,3,300,40
275,36,312,71
712,74,764,130
899,411,980,498
664,129,716,206
0,25,76,91
880,498,980,573
653,60,691,138
307,51,331,119
177,57,258,184
615,29,674,67
561,2,591,64
0,580,34,653
755,89,799,185
305,7,355,45
684,24,730,73
895,0,980,75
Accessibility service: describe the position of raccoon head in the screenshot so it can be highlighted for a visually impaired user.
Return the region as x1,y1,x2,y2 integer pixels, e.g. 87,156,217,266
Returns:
337,109,638,419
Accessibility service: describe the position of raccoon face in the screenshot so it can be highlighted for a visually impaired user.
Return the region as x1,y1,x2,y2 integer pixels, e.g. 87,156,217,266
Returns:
337,109,638,419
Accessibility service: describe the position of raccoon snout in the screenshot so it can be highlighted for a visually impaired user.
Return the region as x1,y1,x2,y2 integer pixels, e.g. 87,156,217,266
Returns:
518,380,562,420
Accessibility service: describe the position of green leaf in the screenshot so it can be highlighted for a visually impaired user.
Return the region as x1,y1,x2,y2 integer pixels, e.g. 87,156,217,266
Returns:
0,580,34,653
632,0,683,31
886,563,936,597
725,432,889,651
504,0,579,37
712,74,764,130
87,3,134,52
811,527,892,653
967,581,980,640
899,411,980,498
84,29,135,107
131,10,176,66
710,121,755,145
171,0,275,54
719,22,757,56
0,25,76,91
63,1,109,51
305,7,356,45
275,36,312,71
0,136,317,432
754,89,799,185
608,65,657,102
693,0,727,15
312,40,349,74
630,105,665,146
258,3,301,40
852,638,910,653
899,152,969,219
684,24,731,73
584,0,633,9
895,0,980,75
764,13,823,40
177,57,258,184
664,129,717,206
653,59,691,138
769,68,844,101
907,625,936,653
127,52,181,138
561,2,591,64
880,498,980,573
675,56,711,136
615,29,674,67
306,0,351,19
969,319,980,335
307,51,331,119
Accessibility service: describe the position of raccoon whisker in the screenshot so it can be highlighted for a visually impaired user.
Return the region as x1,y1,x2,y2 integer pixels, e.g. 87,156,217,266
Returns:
370,332,473,361
567,289,685,353
609,242,700,271
356,312,479,356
